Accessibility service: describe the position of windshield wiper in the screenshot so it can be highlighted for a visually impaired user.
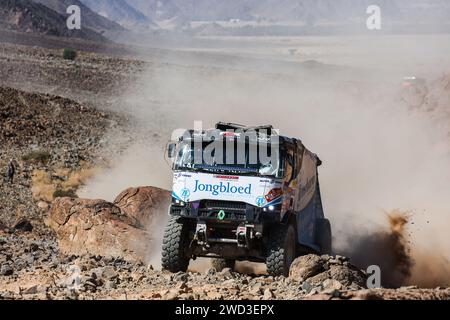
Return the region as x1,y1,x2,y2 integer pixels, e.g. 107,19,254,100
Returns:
179,164,279,178
193,164,259,175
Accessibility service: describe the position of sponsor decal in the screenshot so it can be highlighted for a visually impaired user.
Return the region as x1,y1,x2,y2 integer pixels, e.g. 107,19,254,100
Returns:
173,171,282,206
256,196,266,206
181,188,190,199
193,180,252,196
220,131,241,137
174,173,191,178
214,175,239,180
265,197,282,206
265,188,283,202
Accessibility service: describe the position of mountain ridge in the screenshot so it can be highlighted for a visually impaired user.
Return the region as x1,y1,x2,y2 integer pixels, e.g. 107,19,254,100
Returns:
31,0,125,32
79,0,450,32
0,0,108,41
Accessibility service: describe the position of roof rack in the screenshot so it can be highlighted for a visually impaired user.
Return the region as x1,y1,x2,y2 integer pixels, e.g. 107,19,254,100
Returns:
215,122,274,135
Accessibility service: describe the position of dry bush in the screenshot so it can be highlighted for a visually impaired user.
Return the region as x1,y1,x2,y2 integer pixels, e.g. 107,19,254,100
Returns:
54,168,71,177
31,170,56,202
53,189,78,198
31,166,99,202
22,150,51,164
63,48,77,60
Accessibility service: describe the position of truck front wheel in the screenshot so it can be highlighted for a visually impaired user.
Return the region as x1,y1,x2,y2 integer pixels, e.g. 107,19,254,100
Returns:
161,216,190,272
266,223,297,277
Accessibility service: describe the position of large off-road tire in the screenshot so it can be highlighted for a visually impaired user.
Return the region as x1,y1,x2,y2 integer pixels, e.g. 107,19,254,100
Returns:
161,217,190,272
211,258,235,272
266,223,297,277
316,218,332,255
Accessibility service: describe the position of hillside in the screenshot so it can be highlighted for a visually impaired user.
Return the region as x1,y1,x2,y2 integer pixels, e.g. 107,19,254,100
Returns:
75,0,450,35
110,0,448,22
80,0,158,29
163,0,449,22
0,0,107,41
126,0,184,22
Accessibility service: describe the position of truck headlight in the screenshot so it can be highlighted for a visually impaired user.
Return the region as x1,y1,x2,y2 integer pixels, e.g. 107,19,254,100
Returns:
263,204,281,212
173,198,186,206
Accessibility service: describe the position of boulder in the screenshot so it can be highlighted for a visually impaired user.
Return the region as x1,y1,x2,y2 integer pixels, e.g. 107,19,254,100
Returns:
290,254,368,290
47,186,170,263
308,264,367,288
48,197,151,262
37,201,50,210
289,254,324,280
0,263,13,276
322,278,343,291
114,186,170,228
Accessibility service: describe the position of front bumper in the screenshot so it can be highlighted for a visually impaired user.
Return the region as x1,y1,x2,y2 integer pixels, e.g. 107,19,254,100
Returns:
170,199,281,224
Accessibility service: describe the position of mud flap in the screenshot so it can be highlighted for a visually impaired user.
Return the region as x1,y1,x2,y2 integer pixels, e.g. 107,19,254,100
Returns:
296,180,324,252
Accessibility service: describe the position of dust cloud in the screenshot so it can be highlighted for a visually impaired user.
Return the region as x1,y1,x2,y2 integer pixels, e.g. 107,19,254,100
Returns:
78,143,172,202
337,210,414,288
81,34,450,284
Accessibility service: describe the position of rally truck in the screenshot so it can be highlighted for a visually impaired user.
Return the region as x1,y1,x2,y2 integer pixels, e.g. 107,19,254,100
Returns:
162,122,332,276
401,76,428,108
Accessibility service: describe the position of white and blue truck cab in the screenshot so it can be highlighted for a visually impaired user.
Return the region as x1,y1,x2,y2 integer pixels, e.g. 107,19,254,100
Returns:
162,122,331,276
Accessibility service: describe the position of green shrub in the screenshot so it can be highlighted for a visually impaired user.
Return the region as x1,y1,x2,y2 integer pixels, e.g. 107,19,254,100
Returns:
53,189,78,199
63,48,77,61
22,150,51,164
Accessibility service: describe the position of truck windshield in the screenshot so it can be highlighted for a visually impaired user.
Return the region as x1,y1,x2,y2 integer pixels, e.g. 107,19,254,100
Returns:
174,139,283,178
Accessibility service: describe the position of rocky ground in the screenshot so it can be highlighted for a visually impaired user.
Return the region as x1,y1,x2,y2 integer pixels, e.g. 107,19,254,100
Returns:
0,85,132,233
2,230,449,300
0,42,145,107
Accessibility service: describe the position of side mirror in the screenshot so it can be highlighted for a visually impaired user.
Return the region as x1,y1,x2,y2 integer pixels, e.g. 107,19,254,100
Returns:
167,143,176,159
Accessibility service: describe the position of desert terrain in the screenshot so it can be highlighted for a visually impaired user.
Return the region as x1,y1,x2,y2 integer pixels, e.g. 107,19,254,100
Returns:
1,24,450,300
